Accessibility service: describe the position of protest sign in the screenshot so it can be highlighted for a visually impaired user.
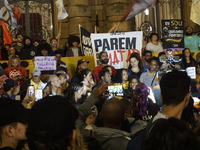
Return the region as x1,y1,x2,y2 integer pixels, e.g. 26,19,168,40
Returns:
91,31,143,69
186,67,196,79
162,20,184,52
34,56,56,70
79,25,93,56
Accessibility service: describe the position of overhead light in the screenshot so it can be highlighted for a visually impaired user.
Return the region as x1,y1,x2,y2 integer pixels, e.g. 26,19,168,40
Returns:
144,9,149,15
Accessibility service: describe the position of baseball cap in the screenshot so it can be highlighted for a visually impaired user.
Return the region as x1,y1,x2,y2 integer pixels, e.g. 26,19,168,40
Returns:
32,69,41,76
77,59,89,66
4,79,15,92
0,98,28,127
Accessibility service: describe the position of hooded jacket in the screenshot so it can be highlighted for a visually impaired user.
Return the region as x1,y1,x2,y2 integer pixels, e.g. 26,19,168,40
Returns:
76,94,132,150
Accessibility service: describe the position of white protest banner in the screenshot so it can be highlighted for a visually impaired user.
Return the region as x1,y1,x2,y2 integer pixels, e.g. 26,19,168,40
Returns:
91,31,143,69
34,56,56,70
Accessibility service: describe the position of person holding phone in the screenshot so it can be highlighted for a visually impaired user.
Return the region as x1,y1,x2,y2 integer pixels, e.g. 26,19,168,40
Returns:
21,69,46,100
43,75,62,97
4,55,27,88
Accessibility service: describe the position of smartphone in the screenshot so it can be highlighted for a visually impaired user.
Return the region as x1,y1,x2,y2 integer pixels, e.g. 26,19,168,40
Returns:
35,89,43,101
29,86,34,97
193,97,200,103
107,85,123,99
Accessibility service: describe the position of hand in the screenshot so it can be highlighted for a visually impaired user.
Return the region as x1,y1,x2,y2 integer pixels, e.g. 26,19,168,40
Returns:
93,84,109,99
86,114,97,125
160,61,169,70
32,57,35,63
22,87,35,109
108,23,120,33
13,86,20,95
12,76,19,81
194,102,200,111
18,75,23,80
22,97,35,109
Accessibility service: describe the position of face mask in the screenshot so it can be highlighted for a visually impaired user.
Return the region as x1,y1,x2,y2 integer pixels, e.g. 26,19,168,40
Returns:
101,59,109,64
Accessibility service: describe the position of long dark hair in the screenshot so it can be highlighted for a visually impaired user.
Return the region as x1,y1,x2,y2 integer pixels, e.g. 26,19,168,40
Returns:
113,69,127,83
182,48,195,68
128,52,144,70
182,48,194,61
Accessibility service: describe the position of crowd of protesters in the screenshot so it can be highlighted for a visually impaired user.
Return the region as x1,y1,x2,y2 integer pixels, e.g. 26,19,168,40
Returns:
0,26,200,150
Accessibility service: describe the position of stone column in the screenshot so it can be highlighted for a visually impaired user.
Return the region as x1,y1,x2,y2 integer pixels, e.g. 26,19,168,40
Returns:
67,0,92,36
105,0,132,32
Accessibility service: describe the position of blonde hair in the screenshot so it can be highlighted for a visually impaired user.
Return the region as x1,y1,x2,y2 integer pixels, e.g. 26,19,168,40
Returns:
8,55,20,67
72,128,87,150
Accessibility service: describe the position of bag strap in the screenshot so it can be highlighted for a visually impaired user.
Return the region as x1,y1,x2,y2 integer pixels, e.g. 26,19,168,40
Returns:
145,117,154,136
150,72,157,86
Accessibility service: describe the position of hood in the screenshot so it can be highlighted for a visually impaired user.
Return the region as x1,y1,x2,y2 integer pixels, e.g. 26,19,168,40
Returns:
85,124,132,142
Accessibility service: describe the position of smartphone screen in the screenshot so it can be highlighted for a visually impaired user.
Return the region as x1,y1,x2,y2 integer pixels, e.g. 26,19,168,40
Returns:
35,89,43,101
107,85,123,99
29,86,34,97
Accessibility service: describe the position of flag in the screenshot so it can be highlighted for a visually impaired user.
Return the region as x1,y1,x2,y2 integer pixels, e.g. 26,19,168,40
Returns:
120,0,158,22
0,0,17,29
55,0,68,20
0,21,13,45
190,0,200,25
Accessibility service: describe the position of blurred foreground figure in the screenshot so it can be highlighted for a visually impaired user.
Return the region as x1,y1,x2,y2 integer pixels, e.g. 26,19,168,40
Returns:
142,118,200,150
0,98,28,150
27,96,79,150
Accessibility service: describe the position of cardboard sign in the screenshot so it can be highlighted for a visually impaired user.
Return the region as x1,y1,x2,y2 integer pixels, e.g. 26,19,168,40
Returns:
91,31,143,69
162,19,184,52
34,56,56,70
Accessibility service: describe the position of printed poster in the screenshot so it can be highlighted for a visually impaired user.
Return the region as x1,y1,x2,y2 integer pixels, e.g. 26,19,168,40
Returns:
91,31,143,69
162,19,184,52
79,25,93,56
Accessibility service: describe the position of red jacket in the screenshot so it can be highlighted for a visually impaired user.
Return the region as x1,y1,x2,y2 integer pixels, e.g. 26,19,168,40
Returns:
4,66,27,88
93,65,116,82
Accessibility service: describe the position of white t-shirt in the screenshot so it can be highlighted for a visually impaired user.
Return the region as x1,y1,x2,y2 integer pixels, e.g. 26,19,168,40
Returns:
146,42,163,54
72,48,79,56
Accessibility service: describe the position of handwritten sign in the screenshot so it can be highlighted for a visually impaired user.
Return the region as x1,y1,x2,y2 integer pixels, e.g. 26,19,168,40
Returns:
186,67,196,79
34,56,56,70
